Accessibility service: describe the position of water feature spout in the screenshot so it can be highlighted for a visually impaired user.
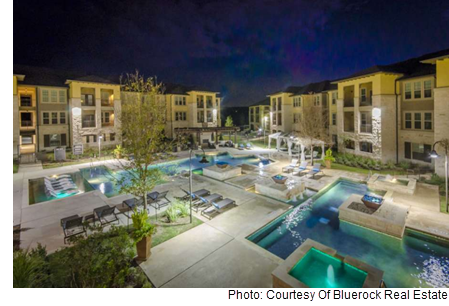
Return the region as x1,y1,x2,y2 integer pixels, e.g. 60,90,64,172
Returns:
327,265,335,285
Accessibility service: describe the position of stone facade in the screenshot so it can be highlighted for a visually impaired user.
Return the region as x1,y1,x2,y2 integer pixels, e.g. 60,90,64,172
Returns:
434,87,449,177
13,95,19,157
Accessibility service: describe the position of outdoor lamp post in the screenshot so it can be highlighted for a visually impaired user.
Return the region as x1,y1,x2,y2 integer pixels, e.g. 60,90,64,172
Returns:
189,148,209,223
430,140,449,213
264,116,268,146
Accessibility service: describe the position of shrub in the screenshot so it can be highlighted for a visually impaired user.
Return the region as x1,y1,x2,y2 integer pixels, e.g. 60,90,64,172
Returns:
324,149,335,162
165,205,179,223
131,210,156,243
13,244,48,288
165,199,190,222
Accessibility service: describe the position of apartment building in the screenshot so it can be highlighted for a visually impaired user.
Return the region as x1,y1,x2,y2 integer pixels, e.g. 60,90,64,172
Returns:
263,49,449,176
162,84,221,143
248,98,270,131
13,66,223,158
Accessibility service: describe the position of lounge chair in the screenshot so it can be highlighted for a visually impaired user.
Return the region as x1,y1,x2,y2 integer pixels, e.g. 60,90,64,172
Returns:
148,190,171,210
60,215,86,243
245,143,252,150
180,188,210,201
45,175,72,181
282,158,299,173
201,198,236,219
305,151,319,160
193,193,222,212
309,163,324,178
292,161,309,176
94,205,119,226
238,144,245,150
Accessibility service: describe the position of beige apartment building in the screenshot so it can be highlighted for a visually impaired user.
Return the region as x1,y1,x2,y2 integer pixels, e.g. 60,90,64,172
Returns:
264,49,449,175
13,66,223,160
248,98,270,131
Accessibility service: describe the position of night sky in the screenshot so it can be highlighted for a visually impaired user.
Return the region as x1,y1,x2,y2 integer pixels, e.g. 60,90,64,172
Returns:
14,0,449,106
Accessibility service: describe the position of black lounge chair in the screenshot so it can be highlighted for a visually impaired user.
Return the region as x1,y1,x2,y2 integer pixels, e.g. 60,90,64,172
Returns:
148,191,171,210
180,188,210,200
61,215,86,243
193,193,222,212
94,205,119,226
201,198,236,219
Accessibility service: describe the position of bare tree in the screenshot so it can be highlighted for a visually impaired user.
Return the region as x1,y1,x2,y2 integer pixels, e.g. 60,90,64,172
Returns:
296,105,331,164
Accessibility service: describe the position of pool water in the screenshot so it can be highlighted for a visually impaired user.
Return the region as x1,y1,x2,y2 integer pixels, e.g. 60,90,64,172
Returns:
31,153,270,202
248,179,449,288
289,248,367,288
29,172,94,204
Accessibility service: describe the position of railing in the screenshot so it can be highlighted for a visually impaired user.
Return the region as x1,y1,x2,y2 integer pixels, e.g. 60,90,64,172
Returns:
101,99,114,107
102,122,114,127
344,99,354,107
360,124,372,133
20,102,32,107
20,120,33,127
359,98,372,107
82,101,95,107
82,120,96,128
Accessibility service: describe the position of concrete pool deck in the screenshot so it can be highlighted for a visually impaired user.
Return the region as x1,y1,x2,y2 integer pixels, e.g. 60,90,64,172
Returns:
13,149,449,287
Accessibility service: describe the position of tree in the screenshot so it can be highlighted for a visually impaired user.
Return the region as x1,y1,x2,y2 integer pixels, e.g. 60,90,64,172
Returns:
117,71,173,210
297,105,330,165
225,115,234,127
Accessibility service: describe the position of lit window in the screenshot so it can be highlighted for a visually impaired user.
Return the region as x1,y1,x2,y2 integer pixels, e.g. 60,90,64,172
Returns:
405,83,411,100
42,90,49,103
50,90,58,103
59,90,66,103
414,82,421,99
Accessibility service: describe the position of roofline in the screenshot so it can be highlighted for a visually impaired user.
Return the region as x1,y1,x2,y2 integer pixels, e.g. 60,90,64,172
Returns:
65,79,120,86
187,90,220,94
421,54,449,64
396,73,435,81
17,83,68,89
331,71,403,84
14,74,26,81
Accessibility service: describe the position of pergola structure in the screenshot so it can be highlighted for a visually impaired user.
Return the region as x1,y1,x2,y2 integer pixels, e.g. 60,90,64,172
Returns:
174,126,240,147
268,132,326,161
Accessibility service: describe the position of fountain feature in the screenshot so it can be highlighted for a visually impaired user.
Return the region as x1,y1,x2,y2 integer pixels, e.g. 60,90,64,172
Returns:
327,265,335,285
367,173,416,195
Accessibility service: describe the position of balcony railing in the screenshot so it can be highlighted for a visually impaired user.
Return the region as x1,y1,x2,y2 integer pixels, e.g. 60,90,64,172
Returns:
360,124,372,134
20,102,32,107
359,98,372,107
82,101,95,107
101,99,114,107
82,120,96,128
20,120,33,127
344,99,354,107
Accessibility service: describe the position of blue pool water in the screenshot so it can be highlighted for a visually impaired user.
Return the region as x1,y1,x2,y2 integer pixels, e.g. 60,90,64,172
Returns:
79,152,269,198
248,179,449,288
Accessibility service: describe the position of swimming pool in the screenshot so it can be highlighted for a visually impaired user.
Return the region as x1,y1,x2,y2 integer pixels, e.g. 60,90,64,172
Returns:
31,152,270,203
247,179,449,288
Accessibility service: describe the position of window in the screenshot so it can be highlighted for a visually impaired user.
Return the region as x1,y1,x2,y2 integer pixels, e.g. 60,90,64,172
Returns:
272,99,276,111
51,112,58,124
21,136,33,145
59,90,66,103
50,90,58,103
110,133,116,141
293,113,299,123
277,113,282,126
175,112,187,121
424,112,432,130
42,90,49,103
82,112,96,128
197,111,204,123
102,112,110,124
197,95,204,108
345,140,355,150
175,96,186,106
20,95,32,107
414,82,421,99
92,135,97,143
59,112,66,124
405,83,412,100
414,113,421,129
360,142,373,153
85,136,90,143
293,97,301,107
44,134,67,147
360,111,372,133
360,88,367,102
314,95,320,106
81,94,95,106
332,92,337,105
405,113,412,129
21,113,32,127
277,97,282,110
207,110,213,122
43,112,49,124
332,113,337,126
206,96,213,108
424,80,432,98
405,142,431,163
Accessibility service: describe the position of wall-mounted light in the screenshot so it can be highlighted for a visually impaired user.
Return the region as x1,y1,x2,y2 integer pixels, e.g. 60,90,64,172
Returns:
72,107,81,116
372,108,381,117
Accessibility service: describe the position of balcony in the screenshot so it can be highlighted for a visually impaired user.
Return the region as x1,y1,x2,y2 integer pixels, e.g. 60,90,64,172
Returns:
344,99,354,108
82,120,96,128
360,97,372,107
344,112,355,132
101,99,114,107
20,120,34,128
360,124,372,134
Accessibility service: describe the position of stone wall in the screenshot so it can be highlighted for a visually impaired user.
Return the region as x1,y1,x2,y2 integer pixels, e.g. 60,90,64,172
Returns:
434,87,449,177
13,95,19,157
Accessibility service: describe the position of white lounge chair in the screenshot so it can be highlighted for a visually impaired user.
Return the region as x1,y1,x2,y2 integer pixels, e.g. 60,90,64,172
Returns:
309,163,324,178
282,159,299,173
293,161,309,176
201,198,236,219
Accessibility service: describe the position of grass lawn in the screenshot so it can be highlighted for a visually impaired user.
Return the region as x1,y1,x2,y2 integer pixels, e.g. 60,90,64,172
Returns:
441,196,448,214
331,163,407,176
13,162,19,173
150,216,203,247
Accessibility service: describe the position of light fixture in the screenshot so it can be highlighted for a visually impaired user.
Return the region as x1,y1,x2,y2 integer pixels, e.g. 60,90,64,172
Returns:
430,150,439,159
372,108,381,117
72,107,81,116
